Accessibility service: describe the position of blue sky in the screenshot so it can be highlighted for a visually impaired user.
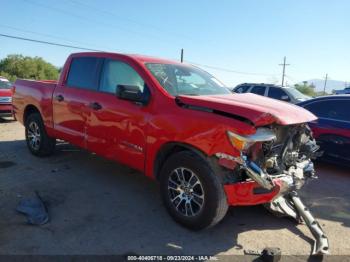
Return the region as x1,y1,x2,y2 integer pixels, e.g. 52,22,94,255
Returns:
1,0,349,86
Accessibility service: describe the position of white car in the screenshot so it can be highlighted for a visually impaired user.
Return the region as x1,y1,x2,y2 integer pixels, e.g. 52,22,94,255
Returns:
233,83,311,104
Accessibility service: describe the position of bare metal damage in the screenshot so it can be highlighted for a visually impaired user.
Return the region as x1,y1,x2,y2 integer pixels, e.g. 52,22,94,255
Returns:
217,124,329,255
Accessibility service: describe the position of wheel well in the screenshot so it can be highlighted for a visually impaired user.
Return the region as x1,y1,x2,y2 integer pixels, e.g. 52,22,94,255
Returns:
153,143,207,180
23,105,40,124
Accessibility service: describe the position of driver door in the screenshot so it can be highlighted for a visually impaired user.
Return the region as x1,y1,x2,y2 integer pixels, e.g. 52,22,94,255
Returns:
86,59,151,171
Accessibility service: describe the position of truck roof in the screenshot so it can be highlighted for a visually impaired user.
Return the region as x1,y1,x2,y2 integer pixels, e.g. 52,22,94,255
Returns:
70,52,182,65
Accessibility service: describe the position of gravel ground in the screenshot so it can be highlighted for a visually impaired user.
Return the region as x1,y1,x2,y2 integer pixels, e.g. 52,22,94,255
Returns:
0,119,349,258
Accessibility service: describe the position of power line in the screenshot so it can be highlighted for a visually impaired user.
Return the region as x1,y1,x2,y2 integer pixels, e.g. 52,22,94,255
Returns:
187,61,278,76
0,33,102,52
1,32,279,77
0,24,115,51
22,0,185,46
66,0,194,41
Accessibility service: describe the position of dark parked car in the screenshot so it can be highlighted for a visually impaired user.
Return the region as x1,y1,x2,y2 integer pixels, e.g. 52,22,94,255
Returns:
334,87,350,95
234,83,311,104
298,95,350,165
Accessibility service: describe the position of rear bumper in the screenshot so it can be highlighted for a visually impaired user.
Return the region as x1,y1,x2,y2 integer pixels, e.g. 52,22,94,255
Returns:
224,179,283,206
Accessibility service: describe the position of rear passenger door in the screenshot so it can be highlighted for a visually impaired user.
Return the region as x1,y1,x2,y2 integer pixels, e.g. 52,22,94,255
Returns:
52,56,103,148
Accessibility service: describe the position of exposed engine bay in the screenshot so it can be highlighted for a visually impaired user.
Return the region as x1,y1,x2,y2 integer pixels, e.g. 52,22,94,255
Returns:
217,124,329,255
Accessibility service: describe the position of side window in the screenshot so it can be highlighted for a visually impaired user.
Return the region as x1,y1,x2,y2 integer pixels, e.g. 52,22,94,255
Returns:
100,59,145,94
336,100,350,121
305,100,349,121
305,101,326,117
66,57,102,90
268,87,289,101
235,85,250,93
250,86,266,95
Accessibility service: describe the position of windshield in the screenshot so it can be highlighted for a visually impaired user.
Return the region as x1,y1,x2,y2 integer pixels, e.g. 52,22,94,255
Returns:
0,80,12,89
145,63,231,96
285,87,311,99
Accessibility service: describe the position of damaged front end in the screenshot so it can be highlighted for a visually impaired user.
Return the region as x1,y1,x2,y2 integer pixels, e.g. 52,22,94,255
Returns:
217,124,329,255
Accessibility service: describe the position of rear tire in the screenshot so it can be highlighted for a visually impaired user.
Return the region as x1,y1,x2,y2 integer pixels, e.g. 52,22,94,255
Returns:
160,151,228,230
25,113,56,157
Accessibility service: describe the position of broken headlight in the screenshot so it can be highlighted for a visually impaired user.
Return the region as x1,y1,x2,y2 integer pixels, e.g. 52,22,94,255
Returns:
227,128,277,152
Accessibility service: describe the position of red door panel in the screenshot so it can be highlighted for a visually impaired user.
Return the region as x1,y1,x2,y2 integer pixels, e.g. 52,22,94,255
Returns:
86,92,149,172
52,85,91,148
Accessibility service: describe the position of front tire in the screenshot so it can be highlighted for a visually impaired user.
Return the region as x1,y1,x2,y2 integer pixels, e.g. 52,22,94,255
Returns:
160,151,228,230
25,113,56,157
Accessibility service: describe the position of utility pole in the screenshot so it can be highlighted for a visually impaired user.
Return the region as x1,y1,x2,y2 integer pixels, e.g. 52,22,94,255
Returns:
279,56,290,87
323,74,328,95
180,48,184,63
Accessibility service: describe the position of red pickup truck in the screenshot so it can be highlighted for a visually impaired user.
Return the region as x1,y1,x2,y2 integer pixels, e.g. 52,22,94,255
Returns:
13,52,328,253
0,77,13,118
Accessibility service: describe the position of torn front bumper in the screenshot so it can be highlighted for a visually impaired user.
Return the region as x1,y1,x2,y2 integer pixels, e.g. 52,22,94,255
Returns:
222,155,313,206
224,178,283,206
223,156,329,255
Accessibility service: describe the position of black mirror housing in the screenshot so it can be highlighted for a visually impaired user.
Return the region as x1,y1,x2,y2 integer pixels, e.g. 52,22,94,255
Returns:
116,84,150,105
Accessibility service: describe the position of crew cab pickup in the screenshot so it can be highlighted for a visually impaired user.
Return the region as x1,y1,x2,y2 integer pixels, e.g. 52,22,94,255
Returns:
13,52,329,254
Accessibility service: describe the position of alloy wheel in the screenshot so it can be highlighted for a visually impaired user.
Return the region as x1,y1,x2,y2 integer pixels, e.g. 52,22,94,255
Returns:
167,167,205,217
27,121,41,150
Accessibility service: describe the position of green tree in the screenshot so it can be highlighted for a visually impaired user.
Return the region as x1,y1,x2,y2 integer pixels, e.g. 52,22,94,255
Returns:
0,54,59,82
294,81,316,97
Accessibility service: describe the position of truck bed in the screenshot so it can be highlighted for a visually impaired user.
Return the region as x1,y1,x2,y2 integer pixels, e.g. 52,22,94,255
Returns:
13,79,57,128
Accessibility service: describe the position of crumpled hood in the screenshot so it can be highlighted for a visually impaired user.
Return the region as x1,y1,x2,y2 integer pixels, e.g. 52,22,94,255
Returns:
177,93,317,126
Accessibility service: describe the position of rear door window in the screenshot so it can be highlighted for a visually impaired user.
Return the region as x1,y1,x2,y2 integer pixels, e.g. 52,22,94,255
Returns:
66,57,103,90
250,86,266,95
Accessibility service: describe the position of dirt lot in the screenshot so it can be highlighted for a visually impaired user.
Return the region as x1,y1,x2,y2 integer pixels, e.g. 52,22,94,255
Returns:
0,119,349,257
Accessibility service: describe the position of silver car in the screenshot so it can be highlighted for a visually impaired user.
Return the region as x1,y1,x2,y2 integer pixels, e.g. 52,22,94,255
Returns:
233,83,311,104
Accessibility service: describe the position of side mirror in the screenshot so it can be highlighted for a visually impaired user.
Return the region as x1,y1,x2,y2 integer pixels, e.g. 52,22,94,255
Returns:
281,95,290,101
116,84,150,105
